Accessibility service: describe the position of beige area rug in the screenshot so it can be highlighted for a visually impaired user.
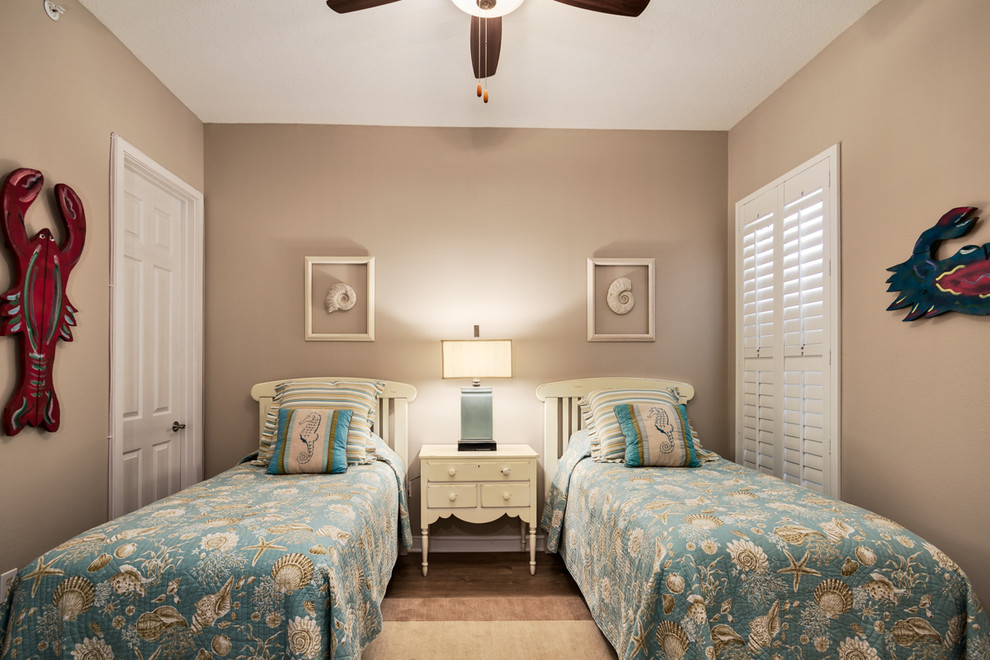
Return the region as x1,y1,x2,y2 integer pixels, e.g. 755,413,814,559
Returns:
363,597,617,659
362,620,616,659
381,596,594,621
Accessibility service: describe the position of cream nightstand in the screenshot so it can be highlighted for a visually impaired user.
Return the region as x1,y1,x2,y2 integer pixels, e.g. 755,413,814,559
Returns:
419,444,538,576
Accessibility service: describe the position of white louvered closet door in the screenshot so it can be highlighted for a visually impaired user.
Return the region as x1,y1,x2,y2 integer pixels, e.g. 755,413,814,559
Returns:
735,146,840,497
739,188,777,476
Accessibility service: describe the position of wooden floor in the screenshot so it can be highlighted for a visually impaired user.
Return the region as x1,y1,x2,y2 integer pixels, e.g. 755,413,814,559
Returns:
371,552,620,659
385,551,586,599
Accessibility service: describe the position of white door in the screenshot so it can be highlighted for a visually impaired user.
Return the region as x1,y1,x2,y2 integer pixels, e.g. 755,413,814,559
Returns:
110,134,204,518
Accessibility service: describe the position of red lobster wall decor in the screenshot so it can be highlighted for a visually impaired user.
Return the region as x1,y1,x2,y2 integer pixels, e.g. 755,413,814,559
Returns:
0,168,86,435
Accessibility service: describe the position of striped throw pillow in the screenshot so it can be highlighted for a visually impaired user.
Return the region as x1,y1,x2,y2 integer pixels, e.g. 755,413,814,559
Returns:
579,401,601,460
583,388,683,462
252,407,281,466
274,380,384,464
266,407,352,475
613,402,700,467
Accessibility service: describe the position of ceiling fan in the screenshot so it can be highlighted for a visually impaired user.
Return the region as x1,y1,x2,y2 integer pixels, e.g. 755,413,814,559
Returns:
326,0,650,102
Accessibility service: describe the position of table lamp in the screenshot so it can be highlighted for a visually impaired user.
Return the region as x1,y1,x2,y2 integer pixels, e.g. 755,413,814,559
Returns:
441,331,512,451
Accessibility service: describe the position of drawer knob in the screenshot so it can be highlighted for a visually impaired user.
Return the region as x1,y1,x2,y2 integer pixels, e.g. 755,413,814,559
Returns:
448,468,457,477
501,467,511,476
449,492,457,502
502,491,511,501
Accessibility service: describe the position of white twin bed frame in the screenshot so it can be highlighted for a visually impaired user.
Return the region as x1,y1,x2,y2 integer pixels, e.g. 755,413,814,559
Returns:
248,376,696,499
250,377,418,466
536,376,695,497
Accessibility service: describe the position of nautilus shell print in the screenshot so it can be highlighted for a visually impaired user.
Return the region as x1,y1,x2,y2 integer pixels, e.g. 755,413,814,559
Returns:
325,282,357,314
606,277,634,314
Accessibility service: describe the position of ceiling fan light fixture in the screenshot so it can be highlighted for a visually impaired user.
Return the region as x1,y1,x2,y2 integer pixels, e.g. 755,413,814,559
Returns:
451,0,524,18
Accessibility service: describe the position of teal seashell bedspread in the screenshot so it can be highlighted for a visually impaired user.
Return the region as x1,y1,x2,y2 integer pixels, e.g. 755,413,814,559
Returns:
541,434,989,659
0,445,411,659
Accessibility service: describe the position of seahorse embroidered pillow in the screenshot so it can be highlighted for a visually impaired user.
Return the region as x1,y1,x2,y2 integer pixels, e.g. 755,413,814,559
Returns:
613,402,700,467
584,388,683,462
274,380,384,464
267,407,352,475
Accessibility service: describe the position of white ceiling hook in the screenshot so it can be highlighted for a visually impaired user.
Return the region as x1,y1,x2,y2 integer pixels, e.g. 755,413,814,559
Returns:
44,0,65,21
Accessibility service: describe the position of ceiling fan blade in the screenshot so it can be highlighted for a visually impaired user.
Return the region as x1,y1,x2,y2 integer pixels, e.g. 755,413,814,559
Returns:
470,15,502,79
551,0,650,18
326,0,402,14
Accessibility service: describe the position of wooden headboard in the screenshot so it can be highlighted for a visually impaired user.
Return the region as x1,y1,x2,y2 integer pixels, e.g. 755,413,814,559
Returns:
250,377,418,467
536,377,695,497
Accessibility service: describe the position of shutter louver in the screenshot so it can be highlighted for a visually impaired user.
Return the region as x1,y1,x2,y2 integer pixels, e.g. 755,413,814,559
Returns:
782,166,827,359
742,217,775,358
782,368,826,491
741,367,776,474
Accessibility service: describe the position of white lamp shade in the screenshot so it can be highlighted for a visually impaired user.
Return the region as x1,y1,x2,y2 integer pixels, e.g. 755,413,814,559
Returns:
450,0,525,18
442,339,512,379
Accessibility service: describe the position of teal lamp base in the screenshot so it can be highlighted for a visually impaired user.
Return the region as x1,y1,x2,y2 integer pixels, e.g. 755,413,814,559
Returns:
458,387,497,451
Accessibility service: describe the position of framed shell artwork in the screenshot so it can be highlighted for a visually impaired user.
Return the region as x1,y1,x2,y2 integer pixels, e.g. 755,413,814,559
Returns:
305,256,375,341
587,257,655,342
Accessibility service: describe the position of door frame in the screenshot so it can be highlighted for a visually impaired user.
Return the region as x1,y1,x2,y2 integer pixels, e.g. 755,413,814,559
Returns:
109,133,204,518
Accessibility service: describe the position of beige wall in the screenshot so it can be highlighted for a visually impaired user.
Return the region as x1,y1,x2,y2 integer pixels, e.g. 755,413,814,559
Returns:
0,1,203,573
203,124,729,538
728,0,990,599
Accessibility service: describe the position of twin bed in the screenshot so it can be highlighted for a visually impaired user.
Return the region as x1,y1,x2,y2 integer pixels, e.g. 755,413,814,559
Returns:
538,377,988,659
0,377,415,660
2,375,986,659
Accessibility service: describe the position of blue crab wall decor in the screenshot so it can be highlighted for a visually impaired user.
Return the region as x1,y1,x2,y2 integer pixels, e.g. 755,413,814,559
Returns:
886,206,990,321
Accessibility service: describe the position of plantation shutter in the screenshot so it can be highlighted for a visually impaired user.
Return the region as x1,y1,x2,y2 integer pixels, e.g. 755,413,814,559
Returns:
739,189,777,475
735,146,840,497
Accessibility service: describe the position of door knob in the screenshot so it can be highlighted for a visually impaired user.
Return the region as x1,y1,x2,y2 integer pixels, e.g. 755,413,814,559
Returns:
171,421,186,432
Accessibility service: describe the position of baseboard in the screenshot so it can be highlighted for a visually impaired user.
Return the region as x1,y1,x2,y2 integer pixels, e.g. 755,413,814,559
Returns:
409,534,546,554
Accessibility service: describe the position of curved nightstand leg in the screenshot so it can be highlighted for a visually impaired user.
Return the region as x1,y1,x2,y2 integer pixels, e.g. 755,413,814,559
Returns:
529,523,536,575
519,518,526,551
421,527,429,577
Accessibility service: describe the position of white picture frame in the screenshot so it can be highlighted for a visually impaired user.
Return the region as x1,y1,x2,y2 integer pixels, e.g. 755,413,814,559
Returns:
587,257,655,342
305,256,375,341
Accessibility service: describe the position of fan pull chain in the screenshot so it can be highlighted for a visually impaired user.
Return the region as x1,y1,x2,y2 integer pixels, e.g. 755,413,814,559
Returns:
482,16,489,103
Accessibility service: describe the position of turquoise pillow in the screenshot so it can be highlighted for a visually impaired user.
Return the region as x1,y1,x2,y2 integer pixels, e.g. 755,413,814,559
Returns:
614,402,700,467
267,407,352,475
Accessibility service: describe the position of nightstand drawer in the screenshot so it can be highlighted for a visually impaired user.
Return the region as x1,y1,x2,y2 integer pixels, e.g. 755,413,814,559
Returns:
480,483,530,508
427,461,529,482
477,461,529,481
427,484,478,508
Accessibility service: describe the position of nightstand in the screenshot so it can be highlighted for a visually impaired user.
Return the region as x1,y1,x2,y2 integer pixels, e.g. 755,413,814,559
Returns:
419,444,538,576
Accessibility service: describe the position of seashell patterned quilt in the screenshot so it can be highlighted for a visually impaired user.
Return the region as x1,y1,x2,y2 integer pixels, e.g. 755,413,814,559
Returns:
541,433,989,659
0,444,411,659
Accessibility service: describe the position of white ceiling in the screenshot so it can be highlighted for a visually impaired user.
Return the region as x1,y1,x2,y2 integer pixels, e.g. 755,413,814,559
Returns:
77,0,880,130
